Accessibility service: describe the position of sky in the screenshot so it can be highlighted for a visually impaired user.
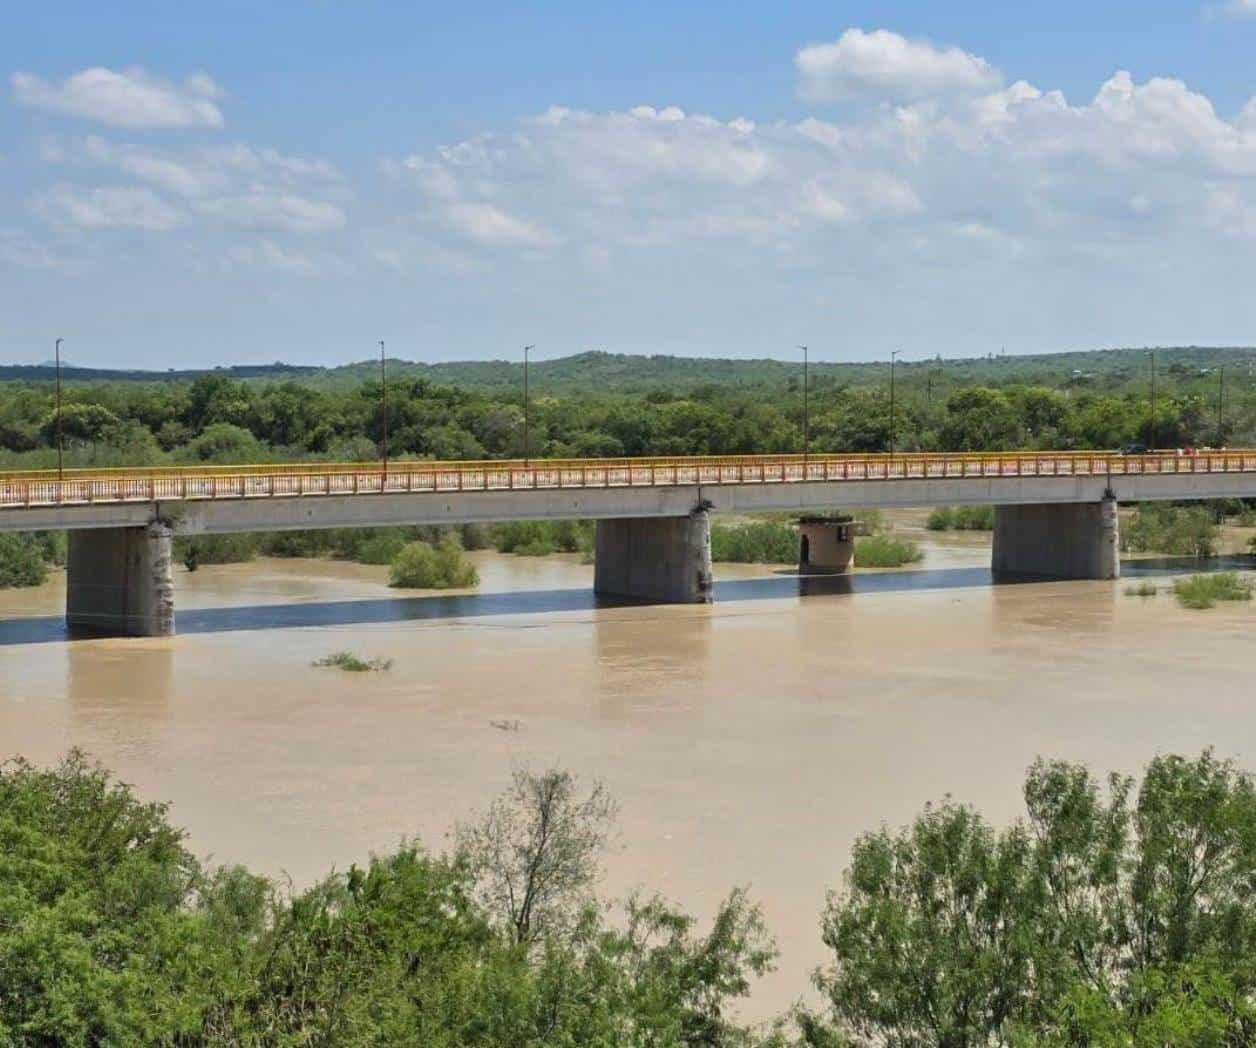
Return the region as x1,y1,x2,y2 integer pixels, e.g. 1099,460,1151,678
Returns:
4,1,1256,368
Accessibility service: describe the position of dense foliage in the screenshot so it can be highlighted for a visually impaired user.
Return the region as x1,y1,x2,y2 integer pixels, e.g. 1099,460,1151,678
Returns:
0,753,779,1047
926,505,996,531
802,750,1256,1047
711,521,800,564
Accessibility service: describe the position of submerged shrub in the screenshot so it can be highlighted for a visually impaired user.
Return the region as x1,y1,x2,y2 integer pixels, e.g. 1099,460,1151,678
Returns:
710,520,799,563
313,651,393,672
174,533,258,570
491,519,593,557
926,505,995,531
855,533,923,568
0,533,50,588
1124,580,1159,597
1124,503,1218,557
389,536,479,589
1173,572,1253,610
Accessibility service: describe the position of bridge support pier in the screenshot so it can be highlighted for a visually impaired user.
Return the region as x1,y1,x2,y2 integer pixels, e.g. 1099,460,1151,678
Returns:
594,507,713,604
992,495,1119,580
66,522,175,636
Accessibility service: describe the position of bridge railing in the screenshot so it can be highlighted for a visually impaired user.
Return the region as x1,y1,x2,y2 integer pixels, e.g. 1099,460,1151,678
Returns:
3,451,1256,509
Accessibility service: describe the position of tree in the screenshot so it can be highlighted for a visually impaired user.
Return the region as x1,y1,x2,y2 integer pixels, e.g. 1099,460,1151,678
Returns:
938,388,1023,451
456,767,618,945
806,752,1256,1047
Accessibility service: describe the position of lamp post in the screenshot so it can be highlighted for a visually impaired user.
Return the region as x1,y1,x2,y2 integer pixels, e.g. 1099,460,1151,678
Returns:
796,345,808,476
378,340,388,481
1147,350,1156,451
889,349,901,459
1217,365,1226,446
54,337,64,482
523,345,534,468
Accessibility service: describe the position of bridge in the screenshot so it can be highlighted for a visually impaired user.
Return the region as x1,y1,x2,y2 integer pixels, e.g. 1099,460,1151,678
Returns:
3,449,1255,636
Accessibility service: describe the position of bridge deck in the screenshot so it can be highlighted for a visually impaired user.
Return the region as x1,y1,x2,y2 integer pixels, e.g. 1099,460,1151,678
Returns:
4,451,1256,510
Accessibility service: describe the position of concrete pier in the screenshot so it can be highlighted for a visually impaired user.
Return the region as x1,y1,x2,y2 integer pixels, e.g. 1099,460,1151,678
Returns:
594,508,713,604
66,522,175,636
992,495,1119,580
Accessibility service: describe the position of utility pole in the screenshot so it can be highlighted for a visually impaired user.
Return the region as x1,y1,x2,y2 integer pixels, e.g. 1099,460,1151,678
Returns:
1217,365,1226,446
889,349,901,458
54,337,64,482
378,340,388,479
523,345,534,468
1148,350,1156,451
796,345,808,475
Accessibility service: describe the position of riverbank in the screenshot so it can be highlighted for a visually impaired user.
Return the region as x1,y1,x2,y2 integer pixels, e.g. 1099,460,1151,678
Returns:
1,535,1254,1017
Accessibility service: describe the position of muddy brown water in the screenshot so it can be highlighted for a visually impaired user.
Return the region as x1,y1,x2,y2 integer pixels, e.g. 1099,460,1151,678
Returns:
2,524,1254,1018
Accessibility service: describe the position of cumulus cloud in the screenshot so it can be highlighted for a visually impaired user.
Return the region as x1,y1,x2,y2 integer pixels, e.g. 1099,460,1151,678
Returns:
12,67,224,128
38,185,184,230
796,28,1000,101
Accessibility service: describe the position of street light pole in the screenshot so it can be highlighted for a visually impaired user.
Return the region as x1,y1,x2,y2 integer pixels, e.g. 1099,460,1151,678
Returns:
1217,365,1226,446
379,340,388,481
889,349,901,459
523,345,534,469
54,337,64,482
796,345,808,476
1148,350,1156,451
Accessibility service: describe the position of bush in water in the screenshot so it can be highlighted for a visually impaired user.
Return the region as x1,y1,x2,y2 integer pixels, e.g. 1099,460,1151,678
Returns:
710,520,799,563
389,535,479,589
0,533,50,588
855,533,923,567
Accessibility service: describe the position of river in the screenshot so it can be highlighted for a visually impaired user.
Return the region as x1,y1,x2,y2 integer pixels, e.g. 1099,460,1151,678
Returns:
1,515,1255,1017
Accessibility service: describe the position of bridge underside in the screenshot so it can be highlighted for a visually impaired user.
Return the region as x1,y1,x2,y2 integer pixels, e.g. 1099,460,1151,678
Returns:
55,497,1127,637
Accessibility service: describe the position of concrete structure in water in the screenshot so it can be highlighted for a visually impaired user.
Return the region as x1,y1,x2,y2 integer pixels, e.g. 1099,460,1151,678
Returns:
798,516,855,575
992,493,1120,580
594,508,713,604
66,521,175,636
5,451,1256,635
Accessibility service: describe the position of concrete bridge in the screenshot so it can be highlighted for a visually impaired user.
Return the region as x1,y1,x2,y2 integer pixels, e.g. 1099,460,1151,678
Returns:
3,450,1255,636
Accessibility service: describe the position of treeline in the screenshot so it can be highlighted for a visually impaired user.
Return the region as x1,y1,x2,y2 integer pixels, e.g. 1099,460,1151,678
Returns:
0,365,1251,474
3,749,1255,1044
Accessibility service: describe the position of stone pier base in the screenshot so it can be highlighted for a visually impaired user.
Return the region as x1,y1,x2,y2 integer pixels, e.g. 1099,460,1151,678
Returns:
992,496,1119,580
594,508,713,603
66,522,175,636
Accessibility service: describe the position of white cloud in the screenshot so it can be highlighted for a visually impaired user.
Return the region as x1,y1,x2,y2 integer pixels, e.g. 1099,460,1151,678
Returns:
225,238,320,275
445,202,552,246
796,28,1000,102
1223,0,1256,16
12,67,224,129
195,191,345,233
38,185,184,230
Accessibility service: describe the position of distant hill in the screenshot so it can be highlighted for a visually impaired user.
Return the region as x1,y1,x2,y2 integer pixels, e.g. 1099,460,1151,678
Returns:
3,347,1254,394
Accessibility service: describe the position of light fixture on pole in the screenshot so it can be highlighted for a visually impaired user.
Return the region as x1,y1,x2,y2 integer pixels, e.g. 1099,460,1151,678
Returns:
523,345,534,469
54,338,64,483
379,340,388,482
889,349,901,459
796,345,809,477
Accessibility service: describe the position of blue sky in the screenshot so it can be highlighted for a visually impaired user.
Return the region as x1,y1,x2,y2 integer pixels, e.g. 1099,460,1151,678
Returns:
4,2,1256,367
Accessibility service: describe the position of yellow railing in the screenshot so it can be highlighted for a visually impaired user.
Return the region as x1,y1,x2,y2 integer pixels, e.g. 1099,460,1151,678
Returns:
2,451,1255,510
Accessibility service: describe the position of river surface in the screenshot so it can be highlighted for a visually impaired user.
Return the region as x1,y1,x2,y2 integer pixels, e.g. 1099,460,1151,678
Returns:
2,518,1255,1017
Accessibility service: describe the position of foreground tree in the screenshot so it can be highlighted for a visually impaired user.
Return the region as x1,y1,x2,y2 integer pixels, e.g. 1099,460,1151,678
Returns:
455,766,619,945
803,751,1256,1047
